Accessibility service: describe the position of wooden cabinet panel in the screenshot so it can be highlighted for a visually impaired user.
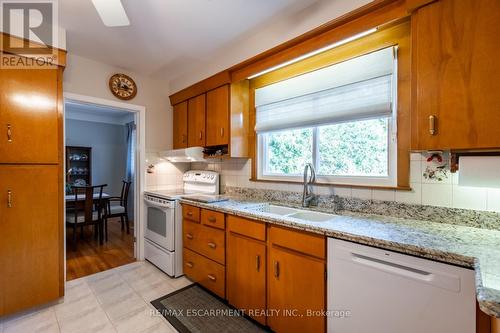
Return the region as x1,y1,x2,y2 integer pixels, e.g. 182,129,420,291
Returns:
201,209,225,230
187,94,206,147
0,165,61,316
183,220,225,265
173,101,188,149
227,233,266,325
206,85,229,146
492,317,500,333
182,204,200,222
269,226,325,259
268,246,325,333
227,215,266,241
0,67,60,163
412,0,500,150
183,248,225,298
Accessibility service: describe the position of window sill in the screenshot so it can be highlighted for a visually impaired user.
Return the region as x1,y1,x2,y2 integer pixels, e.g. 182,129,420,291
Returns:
249,178,412,191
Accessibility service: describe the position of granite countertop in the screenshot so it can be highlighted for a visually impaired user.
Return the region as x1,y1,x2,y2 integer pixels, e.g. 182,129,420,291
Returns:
179,197,500,318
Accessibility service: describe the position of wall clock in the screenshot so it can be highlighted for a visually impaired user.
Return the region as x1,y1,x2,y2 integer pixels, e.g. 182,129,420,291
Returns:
109,73,137,100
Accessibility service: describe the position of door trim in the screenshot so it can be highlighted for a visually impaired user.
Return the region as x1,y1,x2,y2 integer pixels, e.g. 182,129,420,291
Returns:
62,92,147,280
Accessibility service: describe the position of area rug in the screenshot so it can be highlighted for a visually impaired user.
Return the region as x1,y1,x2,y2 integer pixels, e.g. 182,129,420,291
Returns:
151,284,268,333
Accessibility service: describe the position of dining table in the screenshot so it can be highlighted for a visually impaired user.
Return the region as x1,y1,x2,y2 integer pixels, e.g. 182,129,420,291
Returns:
65,192,111,245
65,192,111,202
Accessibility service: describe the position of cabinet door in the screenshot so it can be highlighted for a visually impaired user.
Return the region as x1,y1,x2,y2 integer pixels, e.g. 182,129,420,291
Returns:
187,94,206,147
173,101,188,149
227,233,266,325
0,67,60,163
412,0,500,150
206,85,229,146
0,165,61,316
268,246,325,333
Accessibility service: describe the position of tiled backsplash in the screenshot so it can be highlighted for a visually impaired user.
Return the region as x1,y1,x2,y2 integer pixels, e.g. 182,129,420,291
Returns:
145,160,188,191
145,152,500,213
190,152,500,213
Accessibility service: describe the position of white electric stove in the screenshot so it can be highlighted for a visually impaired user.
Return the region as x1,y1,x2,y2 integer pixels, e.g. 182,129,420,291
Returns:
143,170,219,277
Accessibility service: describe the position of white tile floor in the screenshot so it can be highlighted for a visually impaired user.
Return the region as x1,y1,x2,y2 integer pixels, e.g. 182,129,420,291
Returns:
0,261,193,333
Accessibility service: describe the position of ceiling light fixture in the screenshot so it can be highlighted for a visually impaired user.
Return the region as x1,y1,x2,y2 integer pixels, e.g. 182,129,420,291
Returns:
91,0,130,27
247,28,378,79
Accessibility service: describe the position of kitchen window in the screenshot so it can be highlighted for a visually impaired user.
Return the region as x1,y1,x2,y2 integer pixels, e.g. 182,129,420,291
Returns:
255,47,398,187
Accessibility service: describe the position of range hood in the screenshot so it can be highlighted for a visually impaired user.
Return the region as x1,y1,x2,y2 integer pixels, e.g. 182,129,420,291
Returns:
160,147,205,163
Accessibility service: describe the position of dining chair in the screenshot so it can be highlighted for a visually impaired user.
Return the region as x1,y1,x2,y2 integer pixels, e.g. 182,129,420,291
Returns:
66,184,107,250
105,180,132,239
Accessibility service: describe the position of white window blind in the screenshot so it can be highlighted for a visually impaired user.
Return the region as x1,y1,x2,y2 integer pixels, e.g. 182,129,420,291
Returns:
255,46,395,133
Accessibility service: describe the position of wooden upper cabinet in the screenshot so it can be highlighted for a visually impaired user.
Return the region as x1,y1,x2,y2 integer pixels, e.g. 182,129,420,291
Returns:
206,85,229,146
0,165,61,316
412,0,500,150
0,67,60,163
187,94,206,147
227,232,266,325
173,101,188,149
267,245,326,333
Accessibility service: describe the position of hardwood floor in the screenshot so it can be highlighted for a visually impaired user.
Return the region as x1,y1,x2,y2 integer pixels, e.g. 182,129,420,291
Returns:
66,217,135,281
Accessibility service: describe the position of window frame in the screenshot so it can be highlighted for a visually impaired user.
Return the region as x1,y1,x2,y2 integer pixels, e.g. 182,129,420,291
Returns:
250,21,411,190
257,114,398,187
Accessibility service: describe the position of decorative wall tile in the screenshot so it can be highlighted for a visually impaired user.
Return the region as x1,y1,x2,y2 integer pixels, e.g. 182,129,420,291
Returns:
421,152,451,184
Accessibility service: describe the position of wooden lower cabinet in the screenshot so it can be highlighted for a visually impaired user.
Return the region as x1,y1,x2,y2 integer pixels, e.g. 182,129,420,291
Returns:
267,245,326,333
227,232,266,325
182,207,326,332
0,165,62,316
183,248,225,298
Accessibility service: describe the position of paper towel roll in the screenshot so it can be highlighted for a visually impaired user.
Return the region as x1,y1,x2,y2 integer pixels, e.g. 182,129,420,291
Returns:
458,156,500,188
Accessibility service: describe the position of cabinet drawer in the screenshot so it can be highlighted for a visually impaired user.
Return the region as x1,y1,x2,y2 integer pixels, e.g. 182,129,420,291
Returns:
183,220,225,264
201,209,225,230
227,215,266,241
269,226,325,259
183,248,225,298
182,204,200,222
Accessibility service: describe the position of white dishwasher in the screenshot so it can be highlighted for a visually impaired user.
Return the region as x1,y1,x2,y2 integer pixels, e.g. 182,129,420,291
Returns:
327,238,476,333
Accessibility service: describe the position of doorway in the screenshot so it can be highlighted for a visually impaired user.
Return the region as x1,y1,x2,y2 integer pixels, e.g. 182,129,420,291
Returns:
63,93,146,281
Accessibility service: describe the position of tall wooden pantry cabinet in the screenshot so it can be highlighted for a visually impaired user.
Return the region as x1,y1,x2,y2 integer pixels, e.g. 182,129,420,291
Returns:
0,34,66,316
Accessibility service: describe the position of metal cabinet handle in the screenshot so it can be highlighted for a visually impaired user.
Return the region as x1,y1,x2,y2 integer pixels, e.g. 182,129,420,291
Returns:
181,134,186,143
185,261,193,268
207,274,216,282
207,216,216,223
199,131,203,140
7,190,12,208
7,124,12,142
274,261,280,278
186,233,193,240
187,211,193,216
220,127,224,137
208,242,216,249
429,115,437,135
256,255,260,271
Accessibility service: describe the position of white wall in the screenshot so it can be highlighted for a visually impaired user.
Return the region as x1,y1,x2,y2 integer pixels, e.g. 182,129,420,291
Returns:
63,54,172,152
65,119,127,196
169,0,372,92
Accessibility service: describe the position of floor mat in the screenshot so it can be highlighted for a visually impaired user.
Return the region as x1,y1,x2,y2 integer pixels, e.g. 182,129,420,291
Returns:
151,284,268,333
